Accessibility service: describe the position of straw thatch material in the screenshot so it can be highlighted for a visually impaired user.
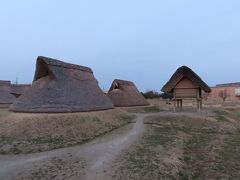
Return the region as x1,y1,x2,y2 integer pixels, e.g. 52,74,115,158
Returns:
161,66,211,93
0,81,31,104
10,84,31,98
10,56,114,112
0,81,15,104
107,79,149,107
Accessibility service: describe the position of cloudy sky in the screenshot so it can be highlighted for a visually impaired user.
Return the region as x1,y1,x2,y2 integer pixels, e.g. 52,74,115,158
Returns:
0,0,240,91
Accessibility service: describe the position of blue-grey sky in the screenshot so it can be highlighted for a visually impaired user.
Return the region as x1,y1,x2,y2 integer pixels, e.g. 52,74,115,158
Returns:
0,0,240,91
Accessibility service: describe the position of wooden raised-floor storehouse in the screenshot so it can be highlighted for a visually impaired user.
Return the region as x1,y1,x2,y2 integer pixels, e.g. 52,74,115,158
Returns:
161,66,211,111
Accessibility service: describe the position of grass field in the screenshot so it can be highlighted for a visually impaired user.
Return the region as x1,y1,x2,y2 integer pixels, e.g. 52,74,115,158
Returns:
123,105,163,113
1,100,240,179
113,107,240,179
0,108,134,154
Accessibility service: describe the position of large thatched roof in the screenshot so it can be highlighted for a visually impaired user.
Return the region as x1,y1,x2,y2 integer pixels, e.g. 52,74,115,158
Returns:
161,66,211,93
107,79,149,107
0,81,15,104
10,56,114,112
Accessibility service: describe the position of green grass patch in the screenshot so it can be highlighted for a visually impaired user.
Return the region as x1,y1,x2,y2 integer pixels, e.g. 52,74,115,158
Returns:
115,114,240,179
179,133,215,179
214,109,229,122
214,108,240,123
216,128,240,178
114,117,180,179
225,108,240,121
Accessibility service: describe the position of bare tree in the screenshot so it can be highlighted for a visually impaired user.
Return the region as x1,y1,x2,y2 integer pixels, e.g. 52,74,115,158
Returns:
202,92,209,101
218,89,229,102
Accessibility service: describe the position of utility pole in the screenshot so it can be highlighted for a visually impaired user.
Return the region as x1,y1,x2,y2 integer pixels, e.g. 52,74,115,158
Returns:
15,77,18,85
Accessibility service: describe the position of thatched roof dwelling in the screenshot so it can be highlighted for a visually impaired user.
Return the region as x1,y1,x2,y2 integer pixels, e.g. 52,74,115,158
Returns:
162,66,211,93
0,81,15,104
107,79,149,107
161,66,211,111
10,56,114,112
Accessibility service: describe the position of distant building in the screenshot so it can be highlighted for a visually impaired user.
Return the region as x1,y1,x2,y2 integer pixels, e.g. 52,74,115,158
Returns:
205,83,240,102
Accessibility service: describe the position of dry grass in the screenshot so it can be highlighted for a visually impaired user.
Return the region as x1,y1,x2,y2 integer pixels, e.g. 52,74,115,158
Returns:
113,123,180,179
113,108,240,179
123,106,163,114
16,155,86,180
0,108,134,154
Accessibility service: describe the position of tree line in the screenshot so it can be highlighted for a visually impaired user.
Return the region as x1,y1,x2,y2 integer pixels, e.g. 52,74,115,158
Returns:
141,90,173,99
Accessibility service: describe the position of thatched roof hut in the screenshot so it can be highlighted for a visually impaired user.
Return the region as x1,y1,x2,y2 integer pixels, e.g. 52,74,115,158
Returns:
162,66,211,93
107,79,149,107
161,66,211,111
0,81,15,104
10,56,114,112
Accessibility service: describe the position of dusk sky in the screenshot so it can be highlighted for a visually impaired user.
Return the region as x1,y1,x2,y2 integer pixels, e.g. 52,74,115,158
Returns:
0,0,240,91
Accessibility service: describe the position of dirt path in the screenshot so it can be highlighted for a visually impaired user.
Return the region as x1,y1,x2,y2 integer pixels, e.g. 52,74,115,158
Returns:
0,114,146,180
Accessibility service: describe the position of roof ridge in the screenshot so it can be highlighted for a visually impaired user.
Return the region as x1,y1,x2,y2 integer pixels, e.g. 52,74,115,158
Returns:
114,79,135,85
38,56,93,73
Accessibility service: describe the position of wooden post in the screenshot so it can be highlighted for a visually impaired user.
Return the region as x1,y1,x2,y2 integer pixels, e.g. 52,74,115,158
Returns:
197,100,201,112
197,99,199,111
180,99,183,110
173,100,176,112
200,99,202,111
199,89,203,112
